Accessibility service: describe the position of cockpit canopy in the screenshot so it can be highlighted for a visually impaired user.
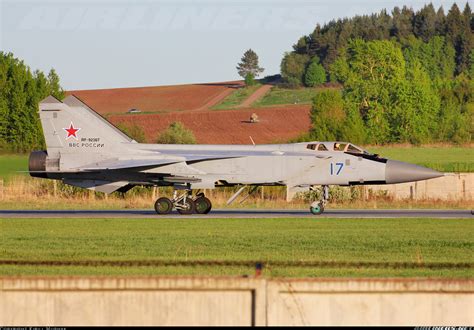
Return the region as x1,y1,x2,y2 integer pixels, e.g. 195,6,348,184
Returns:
306,142,369,154
306,143,328,151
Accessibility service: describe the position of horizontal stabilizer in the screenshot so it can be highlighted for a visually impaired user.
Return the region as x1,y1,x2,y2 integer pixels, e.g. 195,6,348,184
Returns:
63,179,129,194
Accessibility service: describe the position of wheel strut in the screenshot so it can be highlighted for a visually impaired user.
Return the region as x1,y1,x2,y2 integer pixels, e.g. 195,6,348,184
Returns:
153,188,213,215
309,185,329,215
173,189,195,215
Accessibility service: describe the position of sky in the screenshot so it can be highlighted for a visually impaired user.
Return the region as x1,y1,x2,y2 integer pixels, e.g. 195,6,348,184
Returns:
0,0,468,90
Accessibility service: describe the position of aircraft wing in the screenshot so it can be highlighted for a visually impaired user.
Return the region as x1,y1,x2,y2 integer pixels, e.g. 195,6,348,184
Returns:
153,149,314,161
74,150,318,172
35,154,243,173
76,154,239,171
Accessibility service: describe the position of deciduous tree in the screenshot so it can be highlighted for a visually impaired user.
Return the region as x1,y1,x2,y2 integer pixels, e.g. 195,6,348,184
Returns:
0,52,65,152
280,52,309,87
156,122,196,144
116,123,146,143
309,89,345,140
304,57,327,87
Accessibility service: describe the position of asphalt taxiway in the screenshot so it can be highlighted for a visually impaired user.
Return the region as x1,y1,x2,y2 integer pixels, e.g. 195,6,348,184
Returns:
0,209,472,219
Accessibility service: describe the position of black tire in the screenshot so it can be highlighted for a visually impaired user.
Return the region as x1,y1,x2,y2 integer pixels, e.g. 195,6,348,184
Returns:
177,199,195,215
203,197,212,214
310,202,324,215
194,196,212,214
154,197,173,214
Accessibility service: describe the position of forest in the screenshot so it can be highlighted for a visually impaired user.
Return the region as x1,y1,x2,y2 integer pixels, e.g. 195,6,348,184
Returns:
282,3,473,144
0,52,64,152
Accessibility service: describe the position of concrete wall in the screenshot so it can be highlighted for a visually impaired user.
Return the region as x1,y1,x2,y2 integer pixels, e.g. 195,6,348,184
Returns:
287,173,473,201
1,277,473,326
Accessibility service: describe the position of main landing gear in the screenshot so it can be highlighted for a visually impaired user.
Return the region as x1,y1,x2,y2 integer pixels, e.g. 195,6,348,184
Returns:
154,190,212,215
310,185,329,215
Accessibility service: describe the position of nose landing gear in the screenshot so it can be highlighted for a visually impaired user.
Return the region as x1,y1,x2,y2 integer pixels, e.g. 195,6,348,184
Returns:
310,185,329,215
153,189,212,215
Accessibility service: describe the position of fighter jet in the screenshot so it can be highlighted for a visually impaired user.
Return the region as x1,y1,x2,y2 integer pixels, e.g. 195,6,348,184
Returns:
29,95,444,215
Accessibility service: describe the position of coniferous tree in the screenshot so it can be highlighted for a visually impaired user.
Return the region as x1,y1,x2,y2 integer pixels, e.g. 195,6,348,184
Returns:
413,4,437,42
293,36,309,54
435,6,447,35
236,49,264,85
458,3,474,73
463,2,472,26
446,3,466,74
285,3,473,76
391,6,415,39
446,3,463,42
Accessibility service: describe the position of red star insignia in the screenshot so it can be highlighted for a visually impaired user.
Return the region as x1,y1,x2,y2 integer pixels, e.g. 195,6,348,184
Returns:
64,122,81,140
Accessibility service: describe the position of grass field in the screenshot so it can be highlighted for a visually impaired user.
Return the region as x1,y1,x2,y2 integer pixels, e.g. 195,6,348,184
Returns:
254,86,335,107
0,154,28,180
1,217,472,277
211,84,261,110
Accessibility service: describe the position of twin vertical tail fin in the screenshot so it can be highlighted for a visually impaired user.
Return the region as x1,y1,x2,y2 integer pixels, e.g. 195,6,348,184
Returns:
30,95,136,176
38,95,135,159
29,95,138,194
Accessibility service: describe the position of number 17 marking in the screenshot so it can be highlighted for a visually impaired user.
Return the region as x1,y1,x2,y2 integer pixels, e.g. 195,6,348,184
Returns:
330,162,344,175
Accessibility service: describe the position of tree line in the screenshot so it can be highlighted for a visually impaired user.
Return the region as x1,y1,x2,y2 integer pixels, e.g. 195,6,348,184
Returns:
0,51,197,152
0,52,64,152
284,3,473,144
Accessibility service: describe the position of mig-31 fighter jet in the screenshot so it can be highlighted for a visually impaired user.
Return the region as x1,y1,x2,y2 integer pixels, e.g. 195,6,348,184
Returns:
29,95,443,215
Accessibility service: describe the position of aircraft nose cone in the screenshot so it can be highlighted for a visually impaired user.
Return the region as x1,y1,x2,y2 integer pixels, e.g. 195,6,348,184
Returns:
385,160,444,184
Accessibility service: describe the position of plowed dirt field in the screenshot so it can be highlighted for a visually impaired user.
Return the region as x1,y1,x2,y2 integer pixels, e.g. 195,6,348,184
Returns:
67,82,242,115
110,104,311,144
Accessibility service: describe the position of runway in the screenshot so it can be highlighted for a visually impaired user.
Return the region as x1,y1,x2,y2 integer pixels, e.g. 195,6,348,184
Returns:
0,209,472,219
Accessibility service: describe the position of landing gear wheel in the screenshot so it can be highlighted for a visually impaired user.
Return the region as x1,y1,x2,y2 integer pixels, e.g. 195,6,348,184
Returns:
194,196,212,214
154,197,173,215
177,199,195,215
310,201,324,215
